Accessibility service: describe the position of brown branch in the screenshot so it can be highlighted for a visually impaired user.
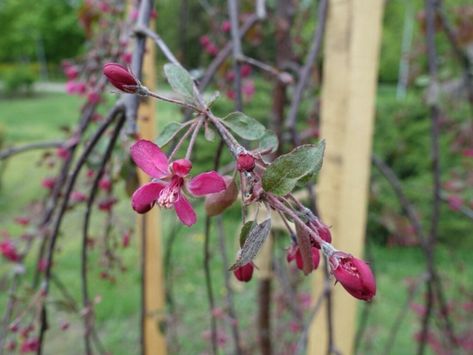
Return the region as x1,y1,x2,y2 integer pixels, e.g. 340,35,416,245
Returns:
0,141,63,161
286,0,328,145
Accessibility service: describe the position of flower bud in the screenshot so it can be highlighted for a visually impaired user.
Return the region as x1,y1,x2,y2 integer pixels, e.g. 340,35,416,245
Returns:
236,153,256,172
103,63,139,93
233,263,254,282
287,245,320,272
329,252,376,301
205,176,238,216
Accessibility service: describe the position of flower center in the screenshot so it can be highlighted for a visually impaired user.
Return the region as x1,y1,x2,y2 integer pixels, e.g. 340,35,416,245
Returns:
157,176,184,208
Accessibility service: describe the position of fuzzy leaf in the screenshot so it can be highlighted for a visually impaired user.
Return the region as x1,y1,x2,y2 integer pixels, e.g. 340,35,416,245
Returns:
230,219,271,270
222,112,265,140
156,122,185,147
262,141,325,195
258,130,278,153
163,63,197,103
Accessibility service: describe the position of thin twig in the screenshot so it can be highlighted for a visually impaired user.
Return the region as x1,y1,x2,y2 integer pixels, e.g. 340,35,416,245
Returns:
0,141,63,160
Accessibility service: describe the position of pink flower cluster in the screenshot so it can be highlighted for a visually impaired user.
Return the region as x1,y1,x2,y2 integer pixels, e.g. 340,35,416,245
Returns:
130,140,226,226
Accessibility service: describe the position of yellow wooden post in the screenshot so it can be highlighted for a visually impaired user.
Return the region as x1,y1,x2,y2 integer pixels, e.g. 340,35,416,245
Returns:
136,26,167,355
307,1,384,354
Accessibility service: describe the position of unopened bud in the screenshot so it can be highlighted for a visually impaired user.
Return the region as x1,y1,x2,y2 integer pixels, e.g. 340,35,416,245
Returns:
103,63,140,93
233,262,254,282
329,252,376,301
236,153,255,172
205,176,238,216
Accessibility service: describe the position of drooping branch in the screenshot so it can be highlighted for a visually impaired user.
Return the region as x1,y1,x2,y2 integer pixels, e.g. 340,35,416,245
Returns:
0,141,63,161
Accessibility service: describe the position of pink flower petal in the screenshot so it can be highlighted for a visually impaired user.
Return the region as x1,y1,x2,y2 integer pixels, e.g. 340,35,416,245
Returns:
174,195,196,226
171,159,192,177
130,140,169,178
131,182,165,214
187,171,226,196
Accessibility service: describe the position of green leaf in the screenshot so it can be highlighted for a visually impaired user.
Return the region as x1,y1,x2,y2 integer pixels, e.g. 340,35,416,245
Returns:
262,141,325,195
258,130,278,153
222,112,265,140
163,63,197,103
239,221,255,247
230,219,271,270
156,122,185,147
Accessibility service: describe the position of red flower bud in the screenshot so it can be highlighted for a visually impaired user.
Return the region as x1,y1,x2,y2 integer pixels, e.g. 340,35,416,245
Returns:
236,153,256,172
233,263,254,282
103,63,139,93
287,245,320,272
330,252,376,301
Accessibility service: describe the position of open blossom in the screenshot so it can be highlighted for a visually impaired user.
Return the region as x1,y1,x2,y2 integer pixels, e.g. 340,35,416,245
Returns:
329,252,376,301
130,140,226,226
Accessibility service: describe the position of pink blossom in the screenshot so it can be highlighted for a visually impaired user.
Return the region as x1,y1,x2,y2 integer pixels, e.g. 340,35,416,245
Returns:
87,90,101,104
221,20,231,32
240,64,252,77
41,177,56,190
71,191,87,203
37,259,49,272
447,195,463,211
130,140,226,226
242,80,255,99
20,338,39,353
121,52,132,65
64,66,79,80
329,252,376,301
56,147,70,160
463,148,473,158
98,197,117,211
199,35,211,47
0,239,21,262
99,176,112,191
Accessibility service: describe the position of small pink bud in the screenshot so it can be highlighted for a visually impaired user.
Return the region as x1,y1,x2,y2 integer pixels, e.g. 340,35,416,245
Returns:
98,197,117,211
20,337,39,352
221,20,231,32
122,231,131,248
236,153,256,172
103,63,139,93
0,240,21,262
329,252,376,301
99,177,112,191
87,90,101,104
233,263,254,282
240,64,252,77
199,35,210,47
171,159,192,177
64,66,78,80
14,216,30,226
56,147,70,160
41,177,56,190
447,195,463,211
121,52,132,65
71,191,87,203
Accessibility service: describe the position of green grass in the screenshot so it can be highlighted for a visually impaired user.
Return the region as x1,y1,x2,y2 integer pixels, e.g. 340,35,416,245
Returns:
0,92,471,354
